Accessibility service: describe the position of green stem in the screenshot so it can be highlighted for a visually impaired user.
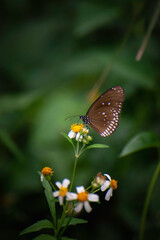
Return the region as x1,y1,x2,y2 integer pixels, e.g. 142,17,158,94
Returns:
70,141,85,191
55,141,82,237
78,143,86,157
70,156,78,191
139,161,160,240
49,180,56,191
58,204,75,238
76,139,80,157
85,185,92,191
92,187,101,194
55,202,68,237
55,140,88,237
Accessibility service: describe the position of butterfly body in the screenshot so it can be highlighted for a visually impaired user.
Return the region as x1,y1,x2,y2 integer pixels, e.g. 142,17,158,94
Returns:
80,86,125,137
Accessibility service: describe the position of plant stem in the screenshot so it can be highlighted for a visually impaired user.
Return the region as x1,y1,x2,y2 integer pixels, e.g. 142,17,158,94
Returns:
55,140,87,237
139,161,160,240
136,0,160,61
49,180,56,191
55,142,81,237
70,141,83,191
70,156,78,191
58,205,74,238
55,202,68,237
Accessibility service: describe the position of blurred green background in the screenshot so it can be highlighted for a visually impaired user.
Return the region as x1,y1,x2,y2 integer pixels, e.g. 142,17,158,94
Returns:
0,0,160,239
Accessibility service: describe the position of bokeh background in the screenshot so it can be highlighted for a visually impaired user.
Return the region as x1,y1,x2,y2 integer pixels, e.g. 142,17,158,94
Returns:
0,0,160,239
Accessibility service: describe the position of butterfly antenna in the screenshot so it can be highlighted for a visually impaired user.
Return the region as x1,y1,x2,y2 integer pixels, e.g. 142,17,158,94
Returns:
64,115,80,122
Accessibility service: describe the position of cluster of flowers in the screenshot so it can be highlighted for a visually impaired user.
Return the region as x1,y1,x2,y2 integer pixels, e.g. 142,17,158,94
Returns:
22,122,119,240
41,167,117,213
68,123,92,144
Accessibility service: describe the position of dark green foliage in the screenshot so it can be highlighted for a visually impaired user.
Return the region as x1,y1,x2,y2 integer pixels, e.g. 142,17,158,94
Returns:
0,0,160,239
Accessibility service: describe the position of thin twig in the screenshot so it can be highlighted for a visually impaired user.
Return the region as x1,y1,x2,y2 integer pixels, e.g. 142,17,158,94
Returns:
139,161,160,240
136,0,160,61
88,18,135,103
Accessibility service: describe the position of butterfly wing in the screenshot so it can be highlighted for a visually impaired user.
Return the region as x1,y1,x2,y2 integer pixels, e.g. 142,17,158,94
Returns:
86,86,125,137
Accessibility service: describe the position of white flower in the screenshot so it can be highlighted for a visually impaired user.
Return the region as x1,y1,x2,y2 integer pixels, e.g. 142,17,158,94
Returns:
68,130,76,139
66,186,99,213
82,127,89,134
95,172,107,186
75,132,83,142
67,124,90,143
53,178,70,205
101,174,118,201
68,123,84,140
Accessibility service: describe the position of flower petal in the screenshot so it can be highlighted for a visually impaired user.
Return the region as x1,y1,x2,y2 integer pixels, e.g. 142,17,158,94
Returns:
88,193,99,202
74,202,83,213
59,196,64,205
82,127,89,134
105,188,113,201
104,174,111,181
66,192,77,200
84,201,92,213
68,130,76,139
53,191,59,197
101,181,110,191
40,174,44,182
55,181,62,189
76,132,80,140
62,178,70,188
76,186,85,193
76,132,83,142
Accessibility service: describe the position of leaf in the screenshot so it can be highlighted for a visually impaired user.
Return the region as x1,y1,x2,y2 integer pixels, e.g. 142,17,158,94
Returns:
0,90,45,113
41,174,56,226
120,132,160,158
86,143,109,150
20,219,54,235
33,234,56,240
61,132,75,151
75,3,119,37
62,217,87,227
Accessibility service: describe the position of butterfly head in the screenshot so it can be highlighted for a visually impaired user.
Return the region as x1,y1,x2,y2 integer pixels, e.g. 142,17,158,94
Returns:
80,115,90,125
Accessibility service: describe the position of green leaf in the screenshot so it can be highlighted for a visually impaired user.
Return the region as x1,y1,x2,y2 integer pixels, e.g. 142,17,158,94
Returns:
20,219,54,235
75,3,119,37
61,132,75,151
0,90,45,113
41,175,56,226
86,143,109,150
33,234,56,240
120,132,160,158
62,217,87,227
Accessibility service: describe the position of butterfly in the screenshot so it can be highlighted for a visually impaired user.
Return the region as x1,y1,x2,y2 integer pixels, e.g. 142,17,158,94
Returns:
80,86,125,137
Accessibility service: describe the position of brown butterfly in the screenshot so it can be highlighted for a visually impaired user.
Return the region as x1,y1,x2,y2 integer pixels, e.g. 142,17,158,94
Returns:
80,86,125,137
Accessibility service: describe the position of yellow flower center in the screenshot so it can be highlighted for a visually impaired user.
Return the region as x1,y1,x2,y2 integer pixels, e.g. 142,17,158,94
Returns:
110,179,118,190
59,186,68,197
77,191,88,202
71,123,84,133
41,167,54,176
